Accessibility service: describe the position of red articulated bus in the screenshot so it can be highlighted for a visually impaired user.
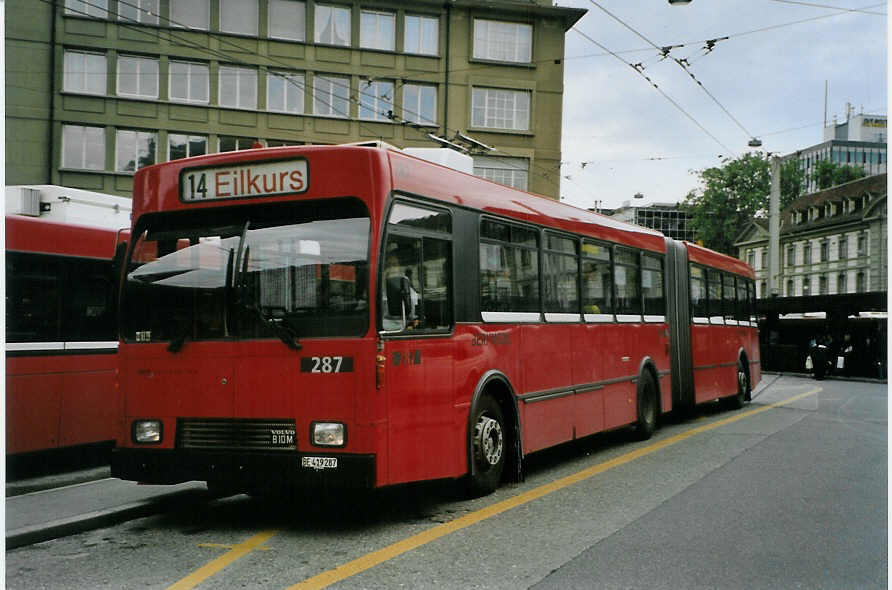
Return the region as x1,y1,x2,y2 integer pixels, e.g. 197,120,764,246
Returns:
111,144,760,495
6,213,124,456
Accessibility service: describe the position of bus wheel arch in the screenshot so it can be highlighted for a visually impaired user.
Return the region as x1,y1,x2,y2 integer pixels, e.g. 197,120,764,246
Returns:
466,372,521,495
634,360,661,441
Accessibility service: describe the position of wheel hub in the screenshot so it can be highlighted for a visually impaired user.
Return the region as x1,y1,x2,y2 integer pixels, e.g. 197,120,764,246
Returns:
474,415,503,467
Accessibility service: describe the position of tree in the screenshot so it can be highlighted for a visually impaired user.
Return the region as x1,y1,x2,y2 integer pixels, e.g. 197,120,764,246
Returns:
779,158,805,209
682,153,770,255
811,160,866,190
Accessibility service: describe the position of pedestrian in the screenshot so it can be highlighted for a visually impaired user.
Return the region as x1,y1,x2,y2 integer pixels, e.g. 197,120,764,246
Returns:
811,337,828,380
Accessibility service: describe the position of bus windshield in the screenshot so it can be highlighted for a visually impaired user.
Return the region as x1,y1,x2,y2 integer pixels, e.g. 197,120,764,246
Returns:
121,199,370,346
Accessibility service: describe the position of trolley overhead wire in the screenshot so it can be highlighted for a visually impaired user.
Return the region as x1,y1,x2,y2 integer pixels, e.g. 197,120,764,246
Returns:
571,26,735,156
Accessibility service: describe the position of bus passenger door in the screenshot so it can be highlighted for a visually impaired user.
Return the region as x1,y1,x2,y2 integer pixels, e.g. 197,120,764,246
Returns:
380,231,459,485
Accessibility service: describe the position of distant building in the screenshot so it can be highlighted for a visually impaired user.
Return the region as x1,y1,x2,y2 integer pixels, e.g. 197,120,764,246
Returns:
789,109,886,194
734,173,887,299
606,201,695,242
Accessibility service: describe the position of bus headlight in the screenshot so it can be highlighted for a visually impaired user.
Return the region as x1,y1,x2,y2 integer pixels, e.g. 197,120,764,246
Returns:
133,420,162,443
312,422,345,447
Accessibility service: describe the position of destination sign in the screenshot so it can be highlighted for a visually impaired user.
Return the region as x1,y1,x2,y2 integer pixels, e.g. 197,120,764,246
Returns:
180,159,308,202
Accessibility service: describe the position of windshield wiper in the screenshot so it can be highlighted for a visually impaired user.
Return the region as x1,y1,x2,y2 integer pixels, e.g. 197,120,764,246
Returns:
236,301,302,350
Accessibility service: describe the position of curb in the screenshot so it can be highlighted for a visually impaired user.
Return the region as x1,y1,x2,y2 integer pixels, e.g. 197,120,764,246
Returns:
6,488,210,550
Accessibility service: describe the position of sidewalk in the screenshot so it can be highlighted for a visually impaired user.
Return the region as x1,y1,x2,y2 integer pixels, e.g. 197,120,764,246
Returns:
6,473,209,549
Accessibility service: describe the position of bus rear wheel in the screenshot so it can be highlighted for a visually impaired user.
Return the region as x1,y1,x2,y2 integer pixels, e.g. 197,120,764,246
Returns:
466,395,506,497
727,362,748,410
634,372,658,441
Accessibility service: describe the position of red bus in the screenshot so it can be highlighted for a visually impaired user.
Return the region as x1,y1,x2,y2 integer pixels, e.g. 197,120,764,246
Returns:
6,214,124,456
111,144,760,495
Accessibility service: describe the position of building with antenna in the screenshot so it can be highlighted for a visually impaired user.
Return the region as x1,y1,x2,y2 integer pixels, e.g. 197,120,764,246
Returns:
6,0,585,199
789,106,886,194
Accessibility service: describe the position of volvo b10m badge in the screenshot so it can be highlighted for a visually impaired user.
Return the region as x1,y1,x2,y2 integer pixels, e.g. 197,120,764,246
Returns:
271,428,296,447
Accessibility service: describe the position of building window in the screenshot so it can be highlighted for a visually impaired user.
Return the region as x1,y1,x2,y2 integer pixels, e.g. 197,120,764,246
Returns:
170,0,209,30
116,129,156,172
786,279,793,296
402,84,437,126
269,0,305,41
786,245,794,266
760,280,766,298
315,4,351,46
267,71,305,114
168,134,207,160
473,19,532,63
169,61,209,103
857,233,867,256
803,243,811,265
313,74,350,117
747,250,755,268
359,79,394,121
404,14,438,55
220,0,258,36
856,271,866,293
471,87,530,131
219,66,257,109
820,239,829,262
473,156,529,191
819,274,828,295
360,10,395,51
63,51,106,95
117,55,159,99
760,249,767,270
802,277,810,296
837,272,847,294
65,0,108,18
839,236,848,259
118,0,158,24
62,125,105,170
219,136,258,152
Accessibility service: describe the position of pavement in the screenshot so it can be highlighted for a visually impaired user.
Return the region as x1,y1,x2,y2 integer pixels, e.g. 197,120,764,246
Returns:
6,469,210,550
5,371,885,551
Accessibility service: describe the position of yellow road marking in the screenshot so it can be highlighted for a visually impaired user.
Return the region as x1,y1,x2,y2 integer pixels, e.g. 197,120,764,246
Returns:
168,530,278,590
288,387,820,590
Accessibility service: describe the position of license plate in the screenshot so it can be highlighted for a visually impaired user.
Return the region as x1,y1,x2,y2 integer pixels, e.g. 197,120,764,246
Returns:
301,457,338,470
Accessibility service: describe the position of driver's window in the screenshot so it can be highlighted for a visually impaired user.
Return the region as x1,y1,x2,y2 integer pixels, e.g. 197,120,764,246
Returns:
381,201,452,333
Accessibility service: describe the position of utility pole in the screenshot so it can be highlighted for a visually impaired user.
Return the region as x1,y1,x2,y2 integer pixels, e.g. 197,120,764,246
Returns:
768,156,781,296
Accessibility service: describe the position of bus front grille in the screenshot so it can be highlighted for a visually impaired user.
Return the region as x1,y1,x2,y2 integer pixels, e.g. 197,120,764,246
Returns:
176,418,297,451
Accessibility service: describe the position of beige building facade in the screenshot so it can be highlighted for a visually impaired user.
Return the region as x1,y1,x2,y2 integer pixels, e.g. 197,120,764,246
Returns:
6,0,585,199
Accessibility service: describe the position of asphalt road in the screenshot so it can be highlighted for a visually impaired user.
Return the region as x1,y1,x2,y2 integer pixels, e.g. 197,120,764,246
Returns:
5,375,886,590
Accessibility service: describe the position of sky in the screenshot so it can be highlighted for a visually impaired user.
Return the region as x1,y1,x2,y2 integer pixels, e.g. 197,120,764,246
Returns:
554,0,887,211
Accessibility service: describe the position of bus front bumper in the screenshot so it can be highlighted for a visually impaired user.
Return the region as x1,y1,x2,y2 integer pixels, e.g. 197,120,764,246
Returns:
111,448,376,489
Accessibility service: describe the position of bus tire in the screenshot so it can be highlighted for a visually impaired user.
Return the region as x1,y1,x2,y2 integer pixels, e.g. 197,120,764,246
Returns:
727,362,748,410
634,371,658,441
466,395,506,497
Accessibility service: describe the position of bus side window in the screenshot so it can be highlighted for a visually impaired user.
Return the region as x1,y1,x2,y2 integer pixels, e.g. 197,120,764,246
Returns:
723,273,737,322
614,247,641,318
689,264,707,321
642,254,664,318
581,240,612,317
707,268,723,323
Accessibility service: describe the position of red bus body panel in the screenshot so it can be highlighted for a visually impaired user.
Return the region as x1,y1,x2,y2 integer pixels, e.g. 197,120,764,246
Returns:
6,215,121,454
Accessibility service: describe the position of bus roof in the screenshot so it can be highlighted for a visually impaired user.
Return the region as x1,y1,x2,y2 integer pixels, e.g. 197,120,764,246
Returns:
685,240,755,278
133,145,669,254
6,214,122,260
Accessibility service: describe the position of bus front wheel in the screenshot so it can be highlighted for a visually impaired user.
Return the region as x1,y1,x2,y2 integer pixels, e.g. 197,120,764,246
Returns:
727,362,748,410
466,395,506,496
